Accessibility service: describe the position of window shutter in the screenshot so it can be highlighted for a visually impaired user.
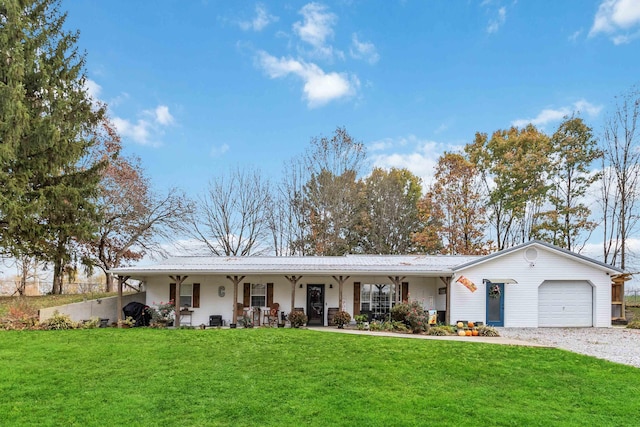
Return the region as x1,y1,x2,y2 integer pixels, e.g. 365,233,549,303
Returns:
169,283,176,303
353,282,361,315
193,283,200,308
402,282,409,303
243,283,251,307
267,283,274,306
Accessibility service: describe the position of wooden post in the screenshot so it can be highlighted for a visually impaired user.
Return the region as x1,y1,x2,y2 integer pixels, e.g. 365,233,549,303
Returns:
226,275,245,325
169,275,188,327
332,275,350,311
117,276,130,328
285,275,302,313
441,276,451,325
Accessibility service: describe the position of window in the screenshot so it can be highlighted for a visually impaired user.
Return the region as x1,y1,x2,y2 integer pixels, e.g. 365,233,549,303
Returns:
251,283,266,307
360,283,401,316
180,284,192,308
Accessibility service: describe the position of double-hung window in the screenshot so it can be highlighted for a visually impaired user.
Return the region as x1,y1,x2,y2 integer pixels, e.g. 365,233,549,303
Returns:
251,283,266,307
180,284,193,308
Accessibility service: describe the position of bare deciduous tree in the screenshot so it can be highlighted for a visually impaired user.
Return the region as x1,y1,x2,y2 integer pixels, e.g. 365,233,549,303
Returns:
600,88,640,269
192,167,272,256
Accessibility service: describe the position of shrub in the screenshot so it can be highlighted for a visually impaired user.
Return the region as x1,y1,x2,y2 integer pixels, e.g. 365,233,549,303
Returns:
477,325,500,337
386,321,408,333
369,320,384,331
405,301,428,333
288,311,307,328
42,311,78,330
428,326,455,336
81,317,101,329
626,321,640,329
390,303,411,322
333,310,351,328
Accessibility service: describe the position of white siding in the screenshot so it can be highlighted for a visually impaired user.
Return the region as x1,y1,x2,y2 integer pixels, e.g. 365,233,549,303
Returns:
144,274,441,326
451,246,612,327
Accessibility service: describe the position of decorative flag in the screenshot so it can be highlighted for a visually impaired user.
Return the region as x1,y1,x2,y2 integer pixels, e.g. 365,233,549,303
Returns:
456,275,477,293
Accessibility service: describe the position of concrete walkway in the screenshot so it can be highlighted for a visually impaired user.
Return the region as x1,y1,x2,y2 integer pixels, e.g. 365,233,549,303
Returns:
306,326,551,347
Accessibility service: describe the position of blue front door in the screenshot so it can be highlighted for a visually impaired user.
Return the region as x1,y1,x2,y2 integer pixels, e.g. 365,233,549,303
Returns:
486,282,504,327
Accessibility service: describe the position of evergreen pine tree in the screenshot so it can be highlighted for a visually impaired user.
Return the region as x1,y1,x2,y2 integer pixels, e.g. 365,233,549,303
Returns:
0,0,106,293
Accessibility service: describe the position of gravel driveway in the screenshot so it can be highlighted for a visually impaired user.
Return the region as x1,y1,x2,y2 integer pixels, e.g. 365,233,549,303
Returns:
499,327,640,368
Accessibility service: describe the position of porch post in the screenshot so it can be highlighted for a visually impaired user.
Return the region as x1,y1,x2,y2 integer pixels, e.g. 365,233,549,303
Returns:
226,275,245,324
441,276,451,325
169,275,188,327
285,275,302,313
332,275,350,311
116,275,130,327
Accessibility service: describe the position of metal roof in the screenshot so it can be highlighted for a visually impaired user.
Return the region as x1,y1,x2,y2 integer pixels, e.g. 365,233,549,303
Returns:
109,241,624,278
109,254,481,278
453,240,624,274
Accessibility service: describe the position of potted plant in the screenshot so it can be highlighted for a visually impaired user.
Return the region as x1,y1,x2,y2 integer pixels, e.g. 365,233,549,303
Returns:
354,314,369,330
333,310,351,328
239,314,253,328
287,310,308,328
152,300,175,326
118,317,136,328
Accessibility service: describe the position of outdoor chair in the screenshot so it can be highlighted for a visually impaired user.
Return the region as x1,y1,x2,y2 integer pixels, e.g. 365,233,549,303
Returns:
263,303,279,327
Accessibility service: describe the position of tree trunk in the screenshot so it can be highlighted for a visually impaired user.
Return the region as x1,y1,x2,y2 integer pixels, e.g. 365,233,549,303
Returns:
52,258,64,295
105,272,114,293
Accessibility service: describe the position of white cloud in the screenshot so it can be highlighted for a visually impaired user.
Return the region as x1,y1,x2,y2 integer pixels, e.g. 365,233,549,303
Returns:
210,143,230,158
256,51,358,107
511,99,603,128
487,6,506,34
154,105,174,126
293,2,338,59
569,29,583,42
589,0,640,43
84,78,102,100
368,136,460,190
349,34,379,64
112,104,175,146
239,3,278,31
112,117,154,146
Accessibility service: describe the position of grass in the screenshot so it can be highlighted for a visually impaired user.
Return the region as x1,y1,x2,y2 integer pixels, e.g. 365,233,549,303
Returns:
0,293,124,317
1,329,639,426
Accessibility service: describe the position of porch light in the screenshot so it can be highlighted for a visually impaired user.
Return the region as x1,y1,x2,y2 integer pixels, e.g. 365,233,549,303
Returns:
483,279,518,284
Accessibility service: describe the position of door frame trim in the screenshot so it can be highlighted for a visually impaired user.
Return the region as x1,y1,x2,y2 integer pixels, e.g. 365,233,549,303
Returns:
306,284,325,326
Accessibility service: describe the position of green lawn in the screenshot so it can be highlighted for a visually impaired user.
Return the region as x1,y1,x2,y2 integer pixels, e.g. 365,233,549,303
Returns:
1,329,639,426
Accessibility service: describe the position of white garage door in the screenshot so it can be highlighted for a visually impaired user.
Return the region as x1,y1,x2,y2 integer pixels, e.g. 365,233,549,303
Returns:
538,281,593,327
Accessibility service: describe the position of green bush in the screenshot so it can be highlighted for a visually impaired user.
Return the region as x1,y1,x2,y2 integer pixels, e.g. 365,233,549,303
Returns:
42,311,78,330
81,317,101,329
390,303,411,322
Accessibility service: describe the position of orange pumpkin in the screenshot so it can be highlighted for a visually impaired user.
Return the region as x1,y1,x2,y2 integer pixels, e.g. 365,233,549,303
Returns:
472,330,479,336
458,329,466,336
468,321,474,328
465,330,472,336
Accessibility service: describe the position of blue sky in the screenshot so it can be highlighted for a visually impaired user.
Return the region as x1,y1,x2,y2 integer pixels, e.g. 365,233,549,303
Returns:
62,0,640,265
